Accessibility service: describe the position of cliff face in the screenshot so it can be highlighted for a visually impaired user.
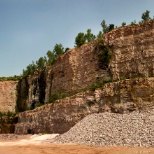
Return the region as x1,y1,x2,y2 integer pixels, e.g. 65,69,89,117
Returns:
15,77,154,134
0,21,154,134
0,116,17,133
0,81,17,113
16,70,46,111
16,21,154,110
105,21,154,79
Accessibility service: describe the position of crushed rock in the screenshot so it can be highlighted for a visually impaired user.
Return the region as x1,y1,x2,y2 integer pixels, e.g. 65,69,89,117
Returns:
53,109,154,147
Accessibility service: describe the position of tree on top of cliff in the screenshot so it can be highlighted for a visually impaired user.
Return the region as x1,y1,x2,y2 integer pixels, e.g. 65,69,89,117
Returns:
101,20,115,33
46,50,55,65
36,57,47,69
22,61,37,77
141,10,151,21
75,32,86,47
53,43,64,58
85,29,96,42
97,31,103,42
121,22,126,27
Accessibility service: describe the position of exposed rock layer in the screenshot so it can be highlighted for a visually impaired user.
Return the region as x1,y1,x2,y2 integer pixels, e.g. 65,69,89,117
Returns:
16,21,154,110
0,21,154,135
0,81,17,113
0,116,17,133
15,77,154,134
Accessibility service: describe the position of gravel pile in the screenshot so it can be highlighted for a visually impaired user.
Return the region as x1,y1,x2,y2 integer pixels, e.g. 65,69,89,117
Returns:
0,134,18,140
53,109,154,147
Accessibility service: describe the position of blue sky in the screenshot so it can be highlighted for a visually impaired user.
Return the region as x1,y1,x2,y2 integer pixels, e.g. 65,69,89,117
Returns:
0,0,154,77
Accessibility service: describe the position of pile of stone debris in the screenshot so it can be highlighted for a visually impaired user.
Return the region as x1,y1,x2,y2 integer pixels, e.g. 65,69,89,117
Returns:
53,109,154,147
0,134,18,140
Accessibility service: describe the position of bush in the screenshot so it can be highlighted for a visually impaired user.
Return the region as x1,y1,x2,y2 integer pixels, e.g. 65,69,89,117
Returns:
0,111,15,117
49,91,67,103
98,45,112,69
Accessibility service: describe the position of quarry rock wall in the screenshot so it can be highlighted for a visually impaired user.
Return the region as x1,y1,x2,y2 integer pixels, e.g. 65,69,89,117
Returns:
0,21,154,134
105,21,154,80
15,77,154,134
0,81,18,113
16,21,154,110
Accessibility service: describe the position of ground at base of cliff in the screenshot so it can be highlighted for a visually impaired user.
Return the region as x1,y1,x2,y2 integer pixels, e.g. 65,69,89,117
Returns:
0,134,154,154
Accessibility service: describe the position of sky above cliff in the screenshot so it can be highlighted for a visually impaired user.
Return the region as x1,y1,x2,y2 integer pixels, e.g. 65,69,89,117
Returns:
0,0,154,77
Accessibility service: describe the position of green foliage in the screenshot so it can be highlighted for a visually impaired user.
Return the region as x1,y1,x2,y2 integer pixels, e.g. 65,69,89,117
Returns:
36,57,47,69
108,24,114,31
0,75,22,81
22,61,38,77
75,32,86,47
36,102,44,107
130,20,136,25
17,11,154,79
142,10,151,21
0,111,16,117
99,46,111,67
65,47,70,52
85,29,96,42
49,91,67,103
122,22,126,27
89,82,104,91
53,43,64,58
97,31,103,41
96,38,112,69
101,20,115,34
46,50,55,65
101,20,108,33
21,43,65,78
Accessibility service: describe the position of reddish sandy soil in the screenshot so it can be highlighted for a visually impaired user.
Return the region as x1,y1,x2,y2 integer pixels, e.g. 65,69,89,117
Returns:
0,135,154,154
0,144,154,154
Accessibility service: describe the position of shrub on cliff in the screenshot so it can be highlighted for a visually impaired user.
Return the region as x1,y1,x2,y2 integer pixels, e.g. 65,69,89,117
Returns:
75,32,86,47
49,91,67,103
0,75,22,81
142,10,151,21
85,29,96,42
0,111,15,117
94,37,112,69
53,43,65,58
101,20,115,33
46,50,55,65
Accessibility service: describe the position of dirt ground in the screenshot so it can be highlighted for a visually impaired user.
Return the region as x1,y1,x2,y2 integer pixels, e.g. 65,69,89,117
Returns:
1,144,154,154
0,135,154,154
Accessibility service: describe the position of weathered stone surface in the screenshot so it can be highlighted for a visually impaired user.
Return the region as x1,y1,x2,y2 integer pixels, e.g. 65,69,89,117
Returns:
16,69,46,111
0,116,17,133
16,21,154,110
1,21,154,135
0,81,17,113
104,21,154,80
15,77,154,134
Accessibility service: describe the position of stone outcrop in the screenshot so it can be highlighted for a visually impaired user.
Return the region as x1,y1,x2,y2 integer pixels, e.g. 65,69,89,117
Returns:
16,70,46,111
0,21,154,135
105,21,154,79
0,116,17,133
0,81,17,113
16,21,154,111
15,77,154,134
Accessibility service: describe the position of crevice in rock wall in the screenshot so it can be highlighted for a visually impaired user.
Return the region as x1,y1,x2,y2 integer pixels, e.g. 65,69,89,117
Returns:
38,69,46,105
16,78,29,112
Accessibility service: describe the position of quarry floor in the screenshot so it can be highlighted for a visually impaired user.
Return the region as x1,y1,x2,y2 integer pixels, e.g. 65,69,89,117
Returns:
0,134,154,154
